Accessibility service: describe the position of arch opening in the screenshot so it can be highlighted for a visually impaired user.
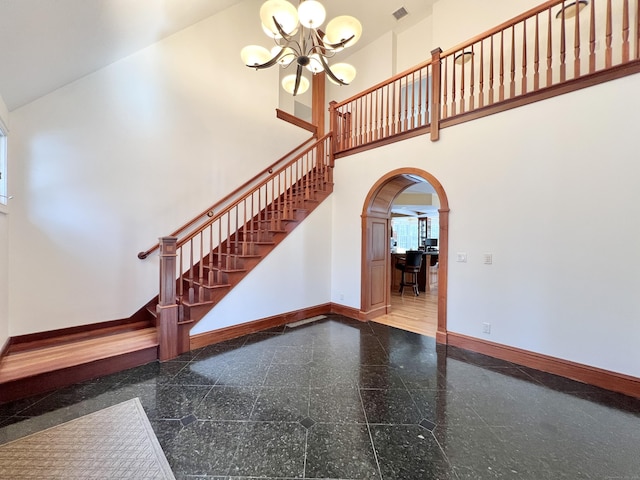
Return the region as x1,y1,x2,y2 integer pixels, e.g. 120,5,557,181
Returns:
360,168,449,343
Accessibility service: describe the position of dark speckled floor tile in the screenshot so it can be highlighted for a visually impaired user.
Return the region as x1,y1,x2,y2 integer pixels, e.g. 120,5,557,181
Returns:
0,392,52,417
264,364,311,388
3,318,640,480
159,420,246,477
119,360,188,386
309,363,360,388
360,388,422,425
250,387,309,422
408,389,485,426
143,384,212,420
272,345,313,364
357,365,405,388
170,358,228,386
306,423,380,479
309,386,366,424
215,363,270,387
195,386,258,421
370,424,455,480
228,422,306,478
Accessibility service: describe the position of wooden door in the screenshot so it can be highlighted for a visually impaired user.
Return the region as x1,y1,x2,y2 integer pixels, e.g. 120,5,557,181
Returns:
362,214,389,317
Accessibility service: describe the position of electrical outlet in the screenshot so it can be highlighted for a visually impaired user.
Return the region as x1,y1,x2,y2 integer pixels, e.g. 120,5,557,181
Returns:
482,322,491,334
339,293,345,301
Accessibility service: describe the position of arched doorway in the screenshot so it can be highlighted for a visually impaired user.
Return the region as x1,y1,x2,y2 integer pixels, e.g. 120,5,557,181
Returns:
361,168,450,344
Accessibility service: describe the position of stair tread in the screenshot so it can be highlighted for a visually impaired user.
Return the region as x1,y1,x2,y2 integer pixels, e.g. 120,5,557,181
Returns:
181,299,217,307
0,328,158,383
190,281,232,288
8,320,155,354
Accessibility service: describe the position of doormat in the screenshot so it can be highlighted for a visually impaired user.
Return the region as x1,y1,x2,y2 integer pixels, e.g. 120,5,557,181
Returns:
0,398,175,479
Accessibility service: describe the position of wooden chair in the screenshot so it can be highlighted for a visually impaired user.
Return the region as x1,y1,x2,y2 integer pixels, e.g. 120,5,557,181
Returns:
395,250,423,296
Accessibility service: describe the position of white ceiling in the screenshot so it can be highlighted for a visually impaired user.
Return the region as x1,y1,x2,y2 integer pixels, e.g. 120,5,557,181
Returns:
0,0,437,111
392,181,440,218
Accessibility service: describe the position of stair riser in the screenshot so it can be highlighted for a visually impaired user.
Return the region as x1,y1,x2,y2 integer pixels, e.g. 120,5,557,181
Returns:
0,347,158,404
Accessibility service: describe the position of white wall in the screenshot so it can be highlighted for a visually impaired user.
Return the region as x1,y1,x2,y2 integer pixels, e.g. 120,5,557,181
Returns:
396,15,433,73
8,0,309,336
331,73,640,378
327,32,396,105
193,198,332,334
432,0,541,48
0,93,8,348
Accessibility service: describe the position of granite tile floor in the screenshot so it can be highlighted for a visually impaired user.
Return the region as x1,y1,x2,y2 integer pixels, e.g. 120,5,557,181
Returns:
1,314,640,479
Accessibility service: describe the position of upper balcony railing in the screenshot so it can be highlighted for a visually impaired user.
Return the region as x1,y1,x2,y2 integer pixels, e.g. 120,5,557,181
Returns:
330,0,640,155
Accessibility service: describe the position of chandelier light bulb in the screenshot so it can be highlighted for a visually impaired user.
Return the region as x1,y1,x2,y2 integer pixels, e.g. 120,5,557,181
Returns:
297,0,326,28
328,63,357,85
282,74,310,95
305,54,324,73
241,45,272,67
260,0,299,36
242,0,361,95
271,46,295,66
325,16,362,49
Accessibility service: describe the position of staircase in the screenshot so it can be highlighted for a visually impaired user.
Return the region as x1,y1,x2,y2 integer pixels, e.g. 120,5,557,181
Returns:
151,134,334,359
0,134,333,403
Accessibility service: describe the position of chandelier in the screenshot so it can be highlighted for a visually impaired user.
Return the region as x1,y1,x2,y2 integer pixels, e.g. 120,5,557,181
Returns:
241,0,362,96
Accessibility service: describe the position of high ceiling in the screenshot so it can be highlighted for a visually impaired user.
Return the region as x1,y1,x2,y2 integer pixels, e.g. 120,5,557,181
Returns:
0,0,437,111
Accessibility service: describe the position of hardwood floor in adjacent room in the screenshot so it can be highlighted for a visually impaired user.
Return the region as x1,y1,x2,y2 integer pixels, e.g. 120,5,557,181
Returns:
373,288,437,337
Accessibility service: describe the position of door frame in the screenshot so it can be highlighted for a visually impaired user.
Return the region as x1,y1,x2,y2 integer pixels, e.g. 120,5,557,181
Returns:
361,167,450,344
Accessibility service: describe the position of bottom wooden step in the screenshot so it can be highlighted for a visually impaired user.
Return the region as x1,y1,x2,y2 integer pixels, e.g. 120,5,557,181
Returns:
0,328,158,404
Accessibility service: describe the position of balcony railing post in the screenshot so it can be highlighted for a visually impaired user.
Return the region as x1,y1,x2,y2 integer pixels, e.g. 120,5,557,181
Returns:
157,236,179,361
430,48,443,142
329,101,338,165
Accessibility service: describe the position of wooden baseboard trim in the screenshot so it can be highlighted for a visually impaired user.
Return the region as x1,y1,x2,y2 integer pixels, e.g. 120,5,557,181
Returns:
436,329,448,345
329,303,363,321
190,303,333,350
358,305,387,321
447,332,640,399
10,316,149,347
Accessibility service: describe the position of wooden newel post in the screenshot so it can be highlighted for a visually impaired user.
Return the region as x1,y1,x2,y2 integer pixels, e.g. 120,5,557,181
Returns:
157,236,179,361
329,101,338,166
430,48,443,142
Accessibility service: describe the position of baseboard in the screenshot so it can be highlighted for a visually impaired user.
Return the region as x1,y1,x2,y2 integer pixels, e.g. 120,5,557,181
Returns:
447,332,640,399
10,316,150,348
329,303,363,321
358,305,387,321
190,303,333,350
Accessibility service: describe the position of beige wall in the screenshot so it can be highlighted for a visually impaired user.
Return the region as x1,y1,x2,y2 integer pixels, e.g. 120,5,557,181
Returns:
7,1,311,335
330,73,640,378
0,93,8,348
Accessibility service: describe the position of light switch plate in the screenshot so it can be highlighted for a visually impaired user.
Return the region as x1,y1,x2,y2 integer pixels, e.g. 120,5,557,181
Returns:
457,252,467,263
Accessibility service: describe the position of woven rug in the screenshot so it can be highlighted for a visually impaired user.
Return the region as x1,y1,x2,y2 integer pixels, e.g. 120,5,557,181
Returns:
0,398,175,479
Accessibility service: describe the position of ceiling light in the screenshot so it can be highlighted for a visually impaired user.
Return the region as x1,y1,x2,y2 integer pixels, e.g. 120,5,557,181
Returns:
556,0,589,19
454,51,474,65
242,0,361,96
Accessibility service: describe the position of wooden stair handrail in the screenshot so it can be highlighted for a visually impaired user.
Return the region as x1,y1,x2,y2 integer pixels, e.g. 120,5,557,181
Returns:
138,135,317,259
176,133,332,248
331,0,638,153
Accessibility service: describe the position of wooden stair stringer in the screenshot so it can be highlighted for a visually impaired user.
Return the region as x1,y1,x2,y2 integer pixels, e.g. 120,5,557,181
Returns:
179,187,333,328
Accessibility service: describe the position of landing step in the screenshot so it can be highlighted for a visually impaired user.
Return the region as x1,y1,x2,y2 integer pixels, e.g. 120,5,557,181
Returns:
7,319,155,354
0,327,158,385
